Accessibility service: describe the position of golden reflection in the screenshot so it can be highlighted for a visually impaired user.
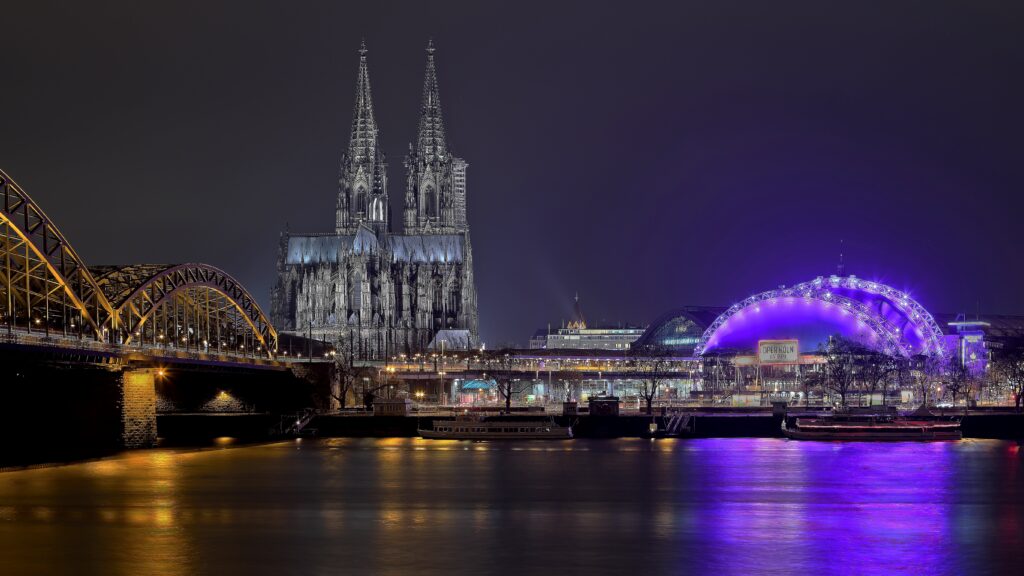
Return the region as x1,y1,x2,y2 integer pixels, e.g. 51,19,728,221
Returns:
154,508,174,528
412,509,428,526
377,437,407,449
320,508,346,531
31,507,54,521
112,448,191,576
379,502,405,527
89,459,126,477
655,438,678,452
125,509,149,525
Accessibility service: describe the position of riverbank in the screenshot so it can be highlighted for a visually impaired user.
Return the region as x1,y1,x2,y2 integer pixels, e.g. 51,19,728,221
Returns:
156,410,1024,440
5,410,1020,468
308,411,1023,439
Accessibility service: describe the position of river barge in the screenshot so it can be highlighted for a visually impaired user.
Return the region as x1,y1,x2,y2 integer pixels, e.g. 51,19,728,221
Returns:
783,414,961,441
419,415,573,440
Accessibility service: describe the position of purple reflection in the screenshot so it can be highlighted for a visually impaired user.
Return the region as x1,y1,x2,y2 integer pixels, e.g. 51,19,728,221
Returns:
676,439,1019,576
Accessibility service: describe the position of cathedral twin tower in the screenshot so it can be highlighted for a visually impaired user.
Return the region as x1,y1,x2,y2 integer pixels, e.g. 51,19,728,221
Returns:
272,41,479,358
336,40,468,237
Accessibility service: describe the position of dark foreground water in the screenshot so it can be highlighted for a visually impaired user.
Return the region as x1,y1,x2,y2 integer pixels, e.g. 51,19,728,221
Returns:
1,438,1022,575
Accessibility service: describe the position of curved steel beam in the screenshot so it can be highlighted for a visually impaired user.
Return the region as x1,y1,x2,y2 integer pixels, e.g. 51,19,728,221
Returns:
109,263,277,357
0,169,116,338
694,275,947,358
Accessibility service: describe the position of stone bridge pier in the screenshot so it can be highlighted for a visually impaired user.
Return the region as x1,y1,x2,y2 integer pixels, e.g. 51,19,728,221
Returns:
120,368,158,448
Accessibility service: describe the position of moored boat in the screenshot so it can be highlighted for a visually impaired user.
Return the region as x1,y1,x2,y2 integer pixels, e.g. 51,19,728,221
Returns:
419,415,573,440
783,414,961,441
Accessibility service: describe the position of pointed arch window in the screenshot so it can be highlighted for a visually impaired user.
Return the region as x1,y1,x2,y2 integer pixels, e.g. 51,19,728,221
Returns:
448,288,459,317
349,270,363,312
432,281,444,313
369,197,384,221
424,186,438,218
355,187,368,215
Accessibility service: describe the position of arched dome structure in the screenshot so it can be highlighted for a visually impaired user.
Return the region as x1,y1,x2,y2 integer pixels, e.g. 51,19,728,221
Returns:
694,275,947,358
631,307,725,354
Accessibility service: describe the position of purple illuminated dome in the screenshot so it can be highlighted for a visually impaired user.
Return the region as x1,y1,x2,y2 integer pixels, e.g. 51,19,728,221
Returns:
695,275,947,358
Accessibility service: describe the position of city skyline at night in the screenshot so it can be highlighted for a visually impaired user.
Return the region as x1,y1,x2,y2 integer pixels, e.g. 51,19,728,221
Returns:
2,2,1023,347
2,4,1024,575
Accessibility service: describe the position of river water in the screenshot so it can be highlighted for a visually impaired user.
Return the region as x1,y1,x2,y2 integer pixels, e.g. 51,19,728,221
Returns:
1,438,1022,575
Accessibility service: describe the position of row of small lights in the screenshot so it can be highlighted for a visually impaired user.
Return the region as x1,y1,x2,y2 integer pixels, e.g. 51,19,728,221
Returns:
12,319,265,355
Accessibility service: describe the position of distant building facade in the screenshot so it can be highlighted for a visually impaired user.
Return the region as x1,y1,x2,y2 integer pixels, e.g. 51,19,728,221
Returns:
271,42,479,358
529,326,646,351
529,296,645,351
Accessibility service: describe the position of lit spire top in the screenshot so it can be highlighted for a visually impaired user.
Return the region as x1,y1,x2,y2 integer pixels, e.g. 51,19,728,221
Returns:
569,293,587,330
416,39,447,158
348,39,378,163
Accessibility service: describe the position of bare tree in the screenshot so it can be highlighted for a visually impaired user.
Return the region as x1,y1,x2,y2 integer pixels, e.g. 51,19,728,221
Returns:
992,340,1024,412
820,336,860,408
799,368,823,408
331,351,366,410
944,353,971,409
561,370,583,402
490,350,531,413
635,349,672,415
331,348,389,411
913,354,946,408
702,354,736,403
859,352,905,407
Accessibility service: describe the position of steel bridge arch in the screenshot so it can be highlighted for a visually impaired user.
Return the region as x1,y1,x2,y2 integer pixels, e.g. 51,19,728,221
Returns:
91,263,278,357
2,169,278,358
0,169,117,338
694,275,948,358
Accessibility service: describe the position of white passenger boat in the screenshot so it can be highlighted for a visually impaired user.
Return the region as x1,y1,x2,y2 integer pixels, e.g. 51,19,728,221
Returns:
419,415,573,440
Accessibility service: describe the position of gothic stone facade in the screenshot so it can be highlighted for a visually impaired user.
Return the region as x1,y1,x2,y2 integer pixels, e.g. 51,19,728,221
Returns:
271,42,479,358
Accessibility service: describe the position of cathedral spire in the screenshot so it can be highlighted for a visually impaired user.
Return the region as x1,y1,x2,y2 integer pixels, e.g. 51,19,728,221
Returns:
348,39,378,163
416,39,447,158
337,40,389,235
404,39,468,235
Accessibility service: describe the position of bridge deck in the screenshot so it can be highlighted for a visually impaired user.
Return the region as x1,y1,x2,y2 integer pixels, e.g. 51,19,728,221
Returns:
0,329,328,370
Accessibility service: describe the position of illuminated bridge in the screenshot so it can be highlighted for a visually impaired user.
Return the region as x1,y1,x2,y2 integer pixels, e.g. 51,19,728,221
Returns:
0,169,279,365
0,169,330,456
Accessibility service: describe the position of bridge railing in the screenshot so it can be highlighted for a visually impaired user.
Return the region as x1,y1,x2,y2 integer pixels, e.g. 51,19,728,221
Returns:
0,325,286,365
371,359,699,377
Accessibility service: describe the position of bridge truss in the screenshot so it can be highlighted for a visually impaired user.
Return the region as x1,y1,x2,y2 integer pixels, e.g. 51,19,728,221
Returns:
92,264,276,355
0,169,277,358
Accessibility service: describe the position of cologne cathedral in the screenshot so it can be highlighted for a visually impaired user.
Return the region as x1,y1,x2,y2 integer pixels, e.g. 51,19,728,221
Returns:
271,41,479,358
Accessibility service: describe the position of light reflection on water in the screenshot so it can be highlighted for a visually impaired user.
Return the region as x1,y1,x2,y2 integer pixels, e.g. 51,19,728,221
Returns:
0,439,1021,575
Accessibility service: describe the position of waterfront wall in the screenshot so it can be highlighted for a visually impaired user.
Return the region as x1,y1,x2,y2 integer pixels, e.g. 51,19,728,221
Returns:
299,412,1023,440
305,414,786,439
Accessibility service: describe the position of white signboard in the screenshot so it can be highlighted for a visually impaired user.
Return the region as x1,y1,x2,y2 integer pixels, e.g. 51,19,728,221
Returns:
758,339,799,364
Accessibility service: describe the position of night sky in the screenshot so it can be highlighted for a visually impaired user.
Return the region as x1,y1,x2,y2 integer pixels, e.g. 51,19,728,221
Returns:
2,1,1023,346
